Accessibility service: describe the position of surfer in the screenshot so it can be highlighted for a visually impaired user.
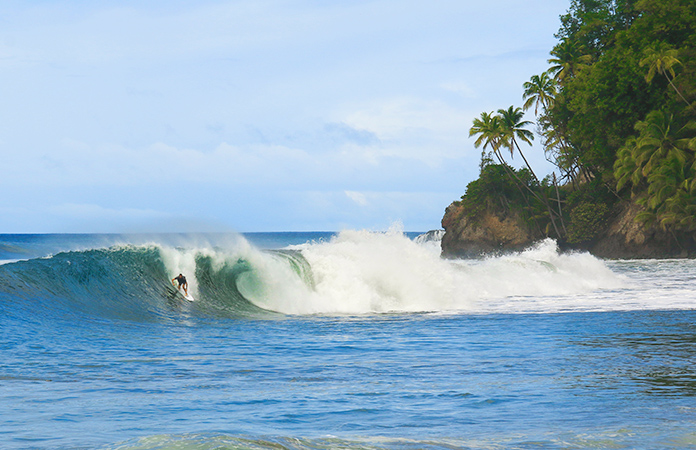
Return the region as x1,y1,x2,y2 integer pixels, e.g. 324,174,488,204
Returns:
172,273,188,296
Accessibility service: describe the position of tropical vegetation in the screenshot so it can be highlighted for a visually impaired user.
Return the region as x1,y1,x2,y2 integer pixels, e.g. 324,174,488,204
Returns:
461,0,696,247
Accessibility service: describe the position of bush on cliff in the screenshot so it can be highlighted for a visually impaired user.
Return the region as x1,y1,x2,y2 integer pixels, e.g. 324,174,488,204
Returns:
567,202,609,243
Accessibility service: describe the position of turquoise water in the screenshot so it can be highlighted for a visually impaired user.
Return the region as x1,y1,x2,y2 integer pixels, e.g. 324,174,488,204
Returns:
1,232,695,449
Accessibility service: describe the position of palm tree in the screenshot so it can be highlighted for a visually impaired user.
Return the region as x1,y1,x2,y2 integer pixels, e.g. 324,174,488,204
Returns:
522,72,557,116
616,111,693,189
471,111,541,191
496,106,539,183
498,106,566,236
548,39,592,82
469,111,507,173
633,111,693,178
663,189,696,231
470,111,549,234
662,171,696,231
614,135,641,191
640,44,694,112
614,110,696,232
469,111,507,157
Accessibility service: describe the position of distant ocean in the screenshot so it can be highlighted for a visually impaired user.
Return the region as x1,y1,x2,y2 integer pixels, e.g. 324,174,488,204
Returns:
1,231,695,449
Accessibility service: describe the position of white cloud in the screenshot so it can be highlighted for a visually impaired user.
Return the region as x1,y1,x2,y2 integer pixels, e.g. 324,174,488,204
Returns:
345,190,368,207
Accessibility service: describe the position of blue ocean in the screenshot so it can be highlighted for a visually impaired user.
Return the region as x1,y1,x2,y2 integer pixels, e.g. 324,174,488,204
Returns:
1,230,695,449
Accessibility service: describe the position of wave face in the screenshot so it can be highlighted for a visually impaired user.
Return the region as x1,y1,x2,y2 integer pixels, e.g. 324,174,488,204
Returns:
0,242,274,322
0,231,631,321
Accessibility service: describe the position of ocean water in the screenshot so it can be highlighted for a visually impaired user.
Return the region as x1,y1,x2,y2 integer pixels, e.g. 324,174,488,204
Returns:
1,230,695,450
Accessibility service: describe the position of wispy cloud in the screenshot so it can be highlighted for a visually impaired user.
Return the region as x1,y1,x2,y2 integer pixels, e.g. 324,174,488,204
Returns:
345,191,369,207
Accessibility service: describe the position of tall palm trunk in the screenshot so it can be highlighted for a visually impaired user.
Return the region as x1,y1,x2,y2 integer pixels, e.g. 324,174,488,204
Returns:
508,138,564,237
666,76,696,113
511,137,540,183
491,150,545,237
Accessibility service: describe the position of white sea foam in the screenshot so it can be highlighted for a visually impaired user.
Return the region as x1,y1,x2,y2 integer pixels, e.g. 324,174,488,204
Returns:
286,228,460,314
152,230,696,315
457,239,628,313
270,231,623,315
159,245,201,296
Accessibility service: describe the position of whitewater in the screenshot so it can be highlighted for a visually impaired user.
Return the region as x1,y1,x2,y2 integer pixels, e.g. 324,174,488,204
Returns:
1,230,695,449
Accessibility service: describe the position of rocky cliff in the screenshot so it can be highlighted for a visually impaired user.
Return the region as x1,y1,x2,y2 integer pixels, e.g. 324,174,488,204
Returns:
441,200,696,259
440,201,535,258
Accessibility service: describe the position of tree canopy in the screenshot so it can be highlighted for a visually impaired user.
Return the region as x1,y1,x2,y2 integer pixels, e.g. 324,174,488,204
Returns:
465,0,696,244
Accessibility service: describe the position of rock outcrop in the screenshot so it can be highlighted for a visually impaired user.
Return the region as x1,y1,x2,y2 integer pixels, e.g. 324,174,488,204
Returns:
441,202,534,258
585,202,695,258
441,199,696,259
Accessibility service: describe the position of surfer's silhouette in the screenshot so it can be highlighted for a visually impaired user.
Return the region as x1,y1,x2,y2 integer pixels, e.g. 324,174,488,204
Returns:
172,273,188,296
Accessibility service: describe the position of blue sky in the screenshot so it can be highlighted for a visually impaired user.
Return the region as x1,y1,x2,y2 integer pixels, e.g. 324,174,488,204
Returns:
0,0,570,233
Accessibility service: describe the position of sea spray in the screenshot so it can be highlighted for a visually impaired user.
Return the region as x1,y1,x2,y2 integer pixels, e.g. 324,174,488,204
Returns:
453,239,627,313
283,233,626,315
470,238,624,295
159,245,200,296
290,228,466,314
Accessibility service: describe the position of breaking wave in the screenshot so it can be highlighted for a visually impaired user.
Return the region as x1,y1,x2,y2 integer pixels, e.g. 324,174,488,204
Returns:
0,230,628,322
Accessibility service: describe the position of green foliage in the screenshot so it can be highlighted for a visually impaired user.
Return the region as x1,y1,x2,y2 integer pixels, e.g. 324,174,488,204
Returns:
547,0,696,235
546,0,696,179
459,164,526,221
462,0,696,242
523,72,556,115
561,48,661,175
566,177,616,209
614,110,696,231
567,202,610,243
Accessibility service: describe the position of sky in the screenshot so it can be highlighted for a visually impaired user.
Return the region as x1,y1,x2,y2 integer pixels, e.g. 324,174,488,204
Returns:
0,0,571,233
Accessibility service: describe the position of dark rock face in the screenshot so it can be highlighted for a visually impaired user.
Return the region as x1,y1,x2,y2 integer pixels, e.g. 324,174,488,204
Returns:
441,202,535,258
583,202,696,259
441,200,696,259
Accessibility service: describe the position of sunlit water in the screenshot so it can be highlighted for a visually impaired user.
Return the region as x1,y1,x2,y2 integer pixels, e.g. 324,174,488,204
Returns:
1,231,695,449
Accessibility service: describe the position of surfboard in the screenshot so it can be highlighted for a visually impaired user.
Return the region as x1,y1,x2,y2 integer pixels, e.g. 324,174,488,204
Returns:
171,279,195,301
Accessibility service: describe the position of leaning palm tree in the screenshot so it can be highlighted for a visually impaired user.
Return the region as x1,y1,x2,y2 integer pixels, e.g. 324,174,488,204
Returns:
497,106,566,236
470,111,546,228
522,72,557,116
640,44,694,112
471,111,545,188
469,111,507,157
496,106,539,183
